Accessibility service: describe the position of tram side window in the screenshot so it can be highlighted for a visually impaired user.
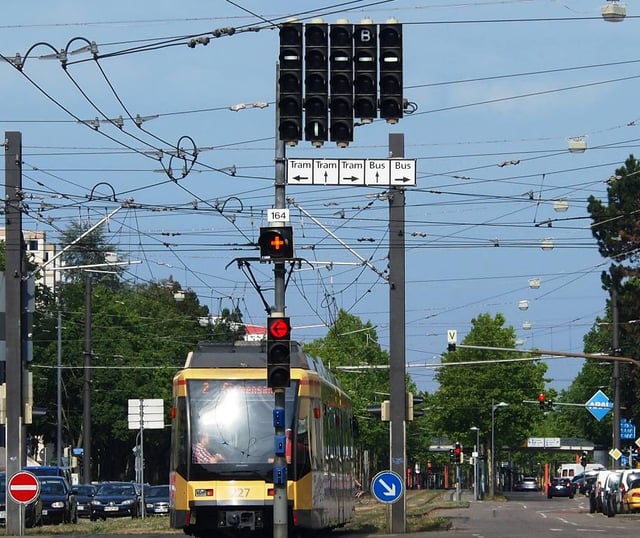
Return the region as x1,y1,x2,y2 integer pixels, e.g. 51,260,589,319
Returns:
295,414,312,478
173,396,189,475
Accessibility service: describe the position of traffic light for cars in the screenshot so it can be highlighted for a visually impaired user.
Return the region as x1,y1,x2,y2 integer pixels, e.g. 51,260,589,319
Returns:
266,316,291,388
279,22,303,146
538,393,546,409
353,21,377,123
449,448,455,463
304,21,329,147
581,451,588,468
329,22,354,147
454,442,463,464
378,20,403,123
538,393,554,411
258,226,294,260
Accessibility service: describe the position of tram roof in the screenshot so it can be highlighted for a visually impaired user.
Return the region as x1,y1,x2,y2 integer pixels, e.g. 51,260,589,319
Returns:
186,341,310,370
184,341,344,393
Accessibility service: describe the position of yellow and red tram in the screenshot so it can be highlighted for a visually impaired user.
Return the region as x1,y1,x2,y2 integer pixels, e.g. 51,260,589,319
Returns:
169,341,355,537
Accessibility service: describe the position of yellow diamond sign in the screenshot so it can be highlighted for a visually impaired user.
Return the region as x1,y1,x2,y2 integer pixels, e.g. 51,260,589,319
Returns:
609,448,622,460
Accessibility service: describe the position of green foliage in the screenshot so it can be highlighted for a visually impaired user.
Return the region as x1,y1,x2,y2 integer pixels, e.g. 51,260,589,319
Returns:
588,155,640,265
581,154,640,442
31,279,210,482
303,310,392,470
429,313,548,451
208,306,247,342
59,221,121,285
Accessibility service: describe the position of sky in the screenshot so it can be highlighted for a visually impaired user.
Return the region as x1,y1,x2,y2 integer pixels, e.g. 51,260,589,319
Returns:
1,1,637,396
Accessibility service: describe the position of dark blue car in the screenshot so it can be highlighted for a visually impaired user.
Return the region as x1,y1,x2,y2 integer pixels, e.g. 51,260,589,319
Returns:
38,476,78,524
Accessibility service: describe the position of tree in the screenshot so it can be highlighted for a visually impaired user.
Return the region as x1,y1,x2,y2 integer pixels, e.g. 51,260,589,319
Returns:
59,220,121,285
208,306,247,342
429,313,547,466
303,310,393,475
31,279,210,482
585,154,640,440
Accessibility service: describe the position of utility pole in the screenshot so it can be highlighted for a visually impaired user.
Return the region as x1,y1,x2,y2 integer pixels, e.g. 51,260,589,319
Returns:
83,276,92,482
388,132,406,533
611,268,621,470
5,130,26,536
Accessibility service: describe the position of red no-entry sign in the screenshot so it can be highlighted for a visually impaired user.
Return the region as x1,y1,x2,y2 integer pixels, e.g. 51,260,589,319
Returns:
8,471,40,504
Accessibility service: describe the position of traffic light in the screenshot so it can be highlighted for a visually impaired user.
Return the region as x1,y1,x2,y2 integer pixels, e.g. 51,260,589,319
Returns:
454,442,463,464
266,316,291,388
304,21,329,147
406,392,424,421
538,393,553,411
329,22,354,147
449,448,455,463
279,22,303,146
580,451,588,468
258,226,294,260
538,393,546,410
378,20,403,123
353,21,377,123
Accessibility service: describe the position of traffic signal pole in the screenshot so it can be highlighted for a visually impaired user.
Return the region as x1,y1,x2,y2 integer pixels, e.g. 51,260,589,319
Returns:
388,133,407,533
5,131,26,536
272,63,288,538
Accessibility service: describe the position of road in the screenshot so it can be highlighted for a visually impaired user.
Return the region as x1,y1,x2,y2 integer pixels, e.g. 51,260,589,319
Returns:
5,490,637,537
420,490,640,537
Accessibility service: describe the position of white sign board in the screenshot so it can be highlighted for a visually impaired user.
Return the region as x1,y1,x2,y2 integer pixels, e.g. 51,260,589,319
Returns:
527,437,545,448
286,158,416,186
128,398,165,430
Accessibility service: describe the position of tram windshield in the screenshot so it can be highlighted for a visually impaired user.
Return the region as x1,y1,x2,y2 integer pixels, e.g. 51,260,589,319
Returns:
188,379,297,466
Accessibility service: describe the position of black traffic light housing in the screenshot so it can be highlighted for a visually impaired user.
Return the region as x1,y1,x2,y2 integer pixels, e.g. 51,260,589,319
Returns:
378,21,403,124
580,451,588,468
266,316,291,388
538,392,553,411
449,448,455,463
304,22,329,147
279,22,303,146
454,442,463,464
538,393,546,409
353,22,377,123
258,226,294,260
329,23,354,147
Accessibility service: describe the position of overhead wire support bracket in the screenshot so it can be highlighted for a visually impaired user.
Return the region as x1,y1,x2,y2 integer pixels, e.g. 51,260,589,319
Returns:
225,257,302,314
288,198,387,280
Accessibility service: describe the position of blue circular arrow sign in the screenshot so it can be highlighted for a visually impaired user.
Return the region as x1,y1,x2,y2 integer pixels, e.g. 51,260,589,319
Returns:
371,470,403,504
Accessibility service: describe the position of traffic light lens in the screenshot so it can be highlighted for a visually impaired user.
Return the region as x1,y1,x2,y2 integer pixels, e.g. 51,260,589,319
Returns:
280,25,302,45
268,319,291,339
379,27,401,44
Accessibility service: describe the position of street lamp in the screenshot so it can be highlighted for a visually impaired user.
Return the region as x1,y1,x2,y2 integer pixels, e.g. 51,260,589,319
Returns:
490,401,509,497
470,426,480,501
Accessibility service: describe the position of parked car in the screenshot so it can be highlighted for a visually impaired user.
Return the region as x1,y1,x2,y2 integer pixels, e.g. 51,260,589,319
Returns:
590,469,623,516
571,471,598,496
514,477,539,492
547,477,574,499
622,477,640,513
0,472,43,528
144,484,170,516
38,476,78,524
618,469,640,513
71,484,96,518
90,481,140,520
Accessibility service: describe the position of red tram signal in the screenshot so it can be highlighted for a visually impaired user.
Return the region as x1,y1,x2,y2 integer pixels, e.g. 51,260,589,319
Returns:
266,316,291,389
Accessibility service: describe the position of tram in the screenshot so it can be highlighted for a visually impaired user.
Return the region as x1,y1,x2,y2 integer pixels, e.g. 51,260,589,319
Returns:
169,340,356,537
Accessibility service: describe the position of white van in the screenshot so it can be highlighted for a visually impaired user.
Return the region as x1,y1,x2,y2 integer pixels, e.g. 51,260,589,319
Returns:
560,462,605,478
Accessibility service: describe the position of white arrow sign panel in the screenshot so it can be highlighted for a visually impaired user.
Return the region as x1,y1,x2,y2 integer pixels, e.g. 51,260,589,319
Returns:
286,158,416,186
